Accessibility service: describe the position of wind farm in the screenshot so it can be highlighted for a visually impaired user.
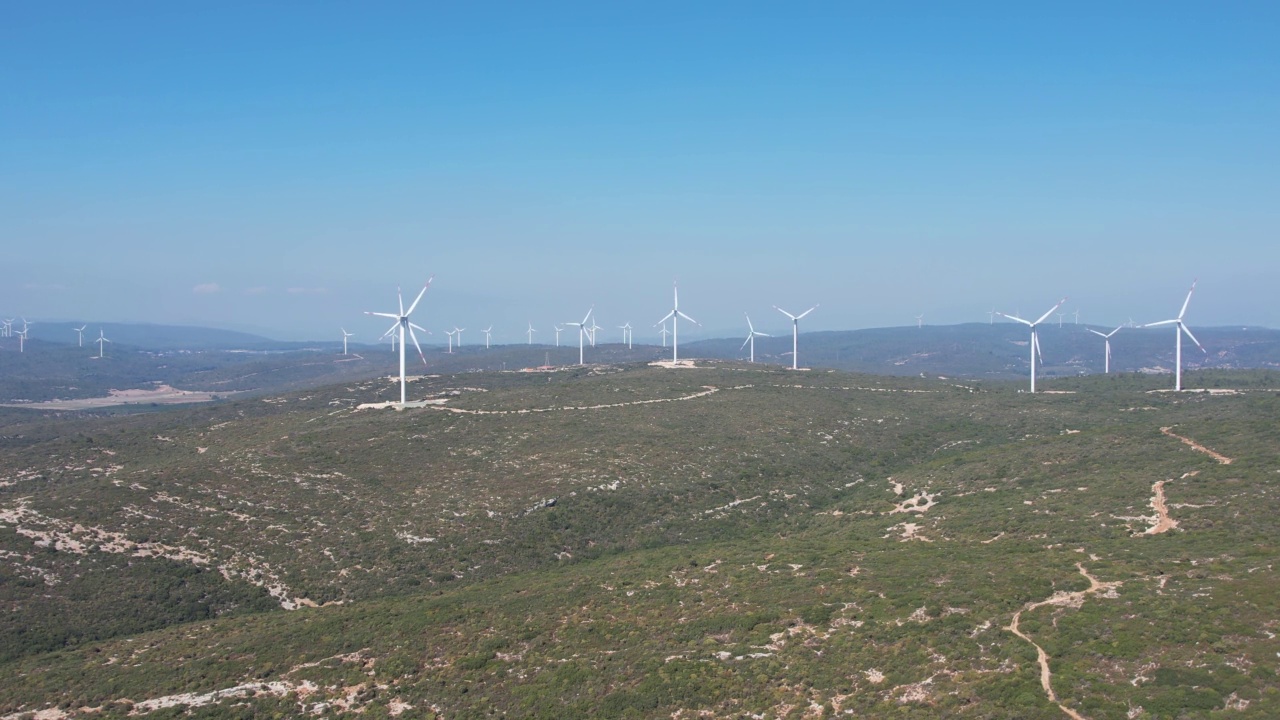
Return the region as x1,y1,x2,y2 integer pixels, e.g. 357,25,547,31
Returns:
3,4,1279,718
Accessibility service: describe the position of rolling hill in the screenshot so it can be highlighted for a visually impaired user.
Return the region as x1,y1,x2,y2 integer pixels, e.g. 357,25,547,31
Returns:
2,362,1279,718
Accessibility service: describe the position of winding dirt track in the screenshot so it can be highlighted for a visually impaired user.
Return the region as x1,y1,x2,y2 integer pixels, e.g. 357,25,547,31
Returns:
1160,427,1233,464
1006,564,1122,720
1144,481,1178,535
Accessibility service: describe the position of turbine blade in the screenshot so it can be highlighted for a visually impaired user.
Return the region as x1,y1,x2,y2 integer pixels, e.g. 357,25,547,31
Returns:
397,287,405,317
1109,325,1124,337
408,326,428,365
1033,331,1043,364
582,306,595,325
1033,297,1068,326
405,278,432,316
1144,319,1177,328
741,335,752,351
656,310,675,326
677,311,700,325
774,306,797,320
1181,323,1205,352
796,304,819,320
1088,329,1107,338
998,312,1032,327
745,312,754,332
409,322,431,334
1178,279,1197,319
383,320,400,338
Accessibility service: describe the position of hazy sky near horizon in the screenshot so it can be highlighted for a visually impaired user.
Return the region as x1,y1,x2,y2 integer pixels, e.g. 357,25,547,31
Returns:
3,2,1278,342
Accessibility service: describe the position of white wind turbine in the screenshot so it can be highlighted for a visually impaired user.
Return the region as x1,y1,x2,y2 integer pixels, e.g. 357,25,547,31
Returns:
655,282,698,362
482,326,493,349
445,329,456,353
95,328,110,358
998,297,1067,394
17,328,27,352
565,306,594,365
74,325,87,347
915,314,924,329
553,325,563,347
341,328,353,355
659,323,670,347
741,313,770,363
588,318,603,347
453,326,465,348
1,318,11,337
1088,325,1124,374
774,304,818,370
1144,280,1205,391
365,278,433,405
526,323,536,345
619,322,633,349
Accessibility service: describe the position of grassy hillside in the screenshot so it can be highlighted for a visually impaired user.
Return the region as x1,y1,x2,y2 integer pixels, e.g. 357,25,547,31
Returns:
2,364,1278,718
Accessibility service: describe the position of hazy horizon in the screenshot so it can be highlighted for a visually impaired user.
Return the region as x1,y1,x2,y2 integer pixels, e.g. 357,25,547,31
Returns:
4,3,1277,341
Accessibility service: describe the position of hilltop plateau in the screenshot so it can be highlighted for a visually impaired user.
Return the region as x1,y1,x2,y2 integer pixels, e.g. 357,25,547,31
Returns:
1,364,1279,718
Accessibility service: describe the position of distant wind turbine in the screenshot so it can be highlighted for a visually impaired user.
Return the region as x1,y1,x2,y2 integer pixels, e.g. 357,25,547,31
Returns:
74,325,87,347
553,325,563,347
659,323,670,347
453,326,465,348
656,282,699,362
1073,309,1081,325
1,318,11,337
341,328,353,355
526,323,536,345
915,314,924,329
1144,280,1206,391
1088,325,1124,374
774,304,818,370
565,306,594,365
619,322,633,349
998,297,1067,394
95,328,111,359
741,313,770,363
482,326,493,349
987,309,995,325
365,278,433,405
588,318,603,347
17,328,27,353
445,329,456,354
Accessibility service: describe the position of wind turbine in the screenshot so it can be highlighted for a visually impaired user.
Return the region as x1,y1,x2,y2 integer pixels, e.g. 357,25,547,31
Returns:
655,282,699,362
1073,309,1081,325
445,329,456,353
997,297,1067,394
95,328,110,358
619,322,633,349
565,306,594,365
74,325,87,347
526,323,536,345
482,326,493,349
17,328,27,353
365,278,433,405
659,323,670,347
774,304,818,370
453,327,465,348
553,325,563,347
341,328,353,355
915,314,924,329
588,318,603,347
1,318,11,337
741,313,770,363
1144,280,1205,391
987,309,995,325
1088,325,1123,374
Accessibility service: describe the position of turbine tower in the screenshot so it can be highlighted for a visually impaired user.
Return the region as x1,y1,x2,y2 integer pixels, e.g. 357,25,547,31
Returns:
365,278,433,405
453,327,465,348
1144,280,1205,391
774,304,818,370
74,325,87,347
1088,325,1123,374
997,297,1067,394
741,313,770,363
655,282,699,362
445,329,456,353
341,328,353,355
95,328,111,359
482,326,493,349
553,325,563,347
526,323,536,345
565,306,594,365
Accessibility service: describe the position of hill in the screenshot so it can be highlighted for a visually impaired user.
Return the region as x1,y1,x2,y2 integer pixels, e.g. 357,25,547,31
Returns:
2,363,1279,717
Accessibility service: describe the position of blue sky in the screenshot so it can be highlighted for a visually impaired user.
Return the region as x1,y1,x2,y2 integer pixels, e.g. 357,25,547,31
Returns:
3,2,1277,342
